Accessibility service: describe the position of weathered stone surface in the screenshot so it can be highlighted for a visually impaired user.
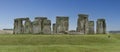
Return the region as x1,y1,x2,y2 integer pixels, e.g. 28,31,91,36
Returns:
32,17,51,34
13,19,18,34
14,18,23,34
35,17,47,32
13,14,107,35
32,18,42,34
76,14,89,34
13,18,30,34
96,19,106,34
42,20,51,34
24,18,32,34
17,19,24,34
14,17,51,34
56,16,69,33
88,21,94,34
53,23,57,33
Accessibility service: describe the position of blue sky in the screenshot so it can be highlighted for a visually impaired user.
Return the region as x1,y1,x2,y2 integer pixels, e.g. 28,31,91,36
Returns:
0,0,120,31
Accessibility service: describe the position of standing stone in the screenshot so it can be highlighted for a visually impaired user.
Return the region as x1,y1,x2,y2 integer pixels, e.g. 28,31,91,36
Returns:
13,19,18,34
96,19,106,34
24,18,32,34
18,19,24,34
32,18,42,34
13,17,52,34
42,20,51,34
35,17,47,32
53,23,57,33
14,18,32,34
88,21,94,34
76,14,89,34
32,17,51,34
56,16,69,33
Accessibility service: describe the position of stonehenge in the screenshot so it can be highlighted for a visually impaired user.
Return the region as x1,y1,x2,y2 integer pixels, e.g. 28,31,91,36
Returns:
13,18,31,34
96,19,106,34
54,16,69,34
14,17,51,34
13,14,106,34
76,14,89,34
32,17,51,34
88,21,94,34
53,23,57,33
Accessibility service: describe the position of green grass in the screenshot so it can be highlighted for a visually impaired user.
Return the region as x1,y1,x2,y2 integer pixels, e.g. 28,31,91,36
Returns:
0,34,120,52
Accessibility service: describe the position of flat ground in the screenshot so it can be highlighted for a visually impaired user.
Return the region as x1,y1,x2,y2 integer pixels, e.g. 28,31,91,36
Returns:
0,34,119,52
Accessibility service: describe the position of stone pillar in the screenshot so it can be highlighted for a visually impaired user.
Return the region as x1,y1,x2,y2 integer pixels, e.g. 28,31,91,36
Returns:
56,16,69,33
76,14,89,34
13,19,18,34
14,18,32,34
53,23,57,33
42,20,51,34
17,19,24,34
35,17,47,32
88,21,94,34
32,18,42,34
24,18,32,34
96,19,106,34
32,17,49,34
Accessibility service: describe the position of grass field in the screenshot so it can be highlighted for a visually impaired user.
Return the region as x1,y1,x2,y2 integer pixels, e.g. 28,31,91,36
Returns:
0,34,120,52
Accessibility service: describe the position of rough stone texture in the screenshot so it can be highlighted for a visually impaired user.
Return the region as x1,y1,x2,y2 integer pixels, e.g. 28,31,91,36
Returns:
56,16,69,33
35,17,47,32
32,17,51,34
24,18,32,34
53,23,57,33
13,15,107,35
14,18,23,34
32,18,42,34
76,14,89,34
13,18,31,34
17,19,24,34
88,21,94,34
96,19,106,34
13,19,17,34
14,17,51,34
42,20,51,34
